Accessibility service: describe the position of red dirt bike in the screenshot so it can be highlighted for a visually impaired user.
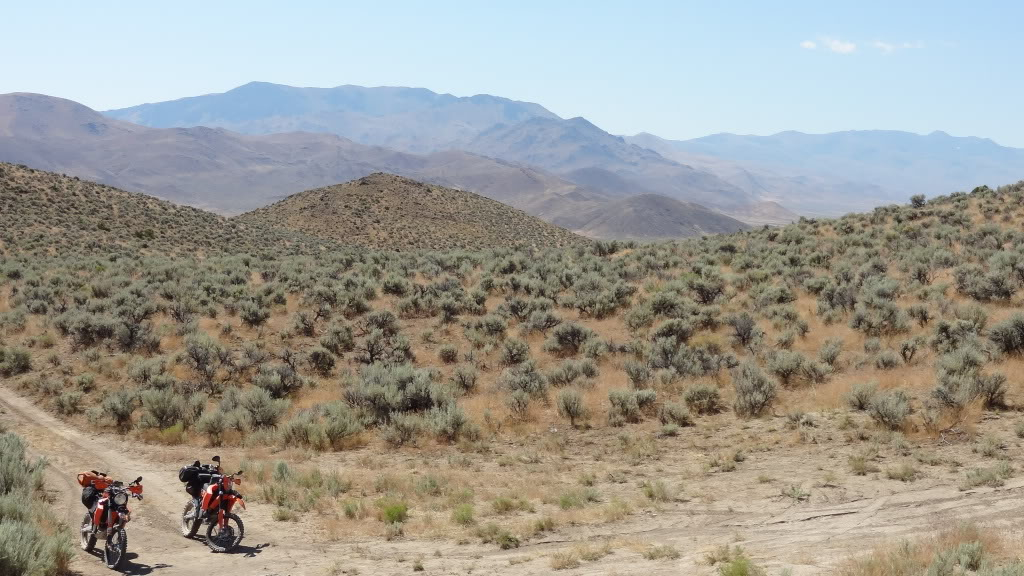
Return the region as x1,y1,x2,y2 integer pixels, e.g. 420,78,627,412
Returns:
179,456,246,552
78,471,143,570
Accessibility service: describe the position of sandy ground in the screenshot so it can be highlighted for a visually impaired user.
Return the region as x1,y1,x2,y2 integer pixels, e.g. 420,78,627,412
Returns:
3,382,1024,576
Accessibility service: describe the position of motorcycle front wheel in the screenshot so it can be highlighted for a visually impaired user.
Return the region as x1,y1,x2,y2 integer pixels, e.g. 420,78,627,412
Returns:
79,513,95,552
205,513,244,553
103,527,127,569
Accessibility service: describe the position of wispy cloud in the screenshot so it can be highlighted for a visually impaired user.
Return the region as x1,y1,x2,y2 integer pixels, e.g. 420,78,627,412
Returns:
822,37,857,54
801,37,856,54
872,40,925,53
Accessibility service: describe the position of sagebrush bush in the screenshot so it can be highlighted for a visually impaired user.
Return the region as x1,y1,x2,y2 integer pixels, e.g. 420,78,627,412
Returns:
497,361,548,399
0,433,74,576
683,383,722,415
733,362,776,417
557,389,587,427
870,389,911,430
543,322,596,357
847,381,878,411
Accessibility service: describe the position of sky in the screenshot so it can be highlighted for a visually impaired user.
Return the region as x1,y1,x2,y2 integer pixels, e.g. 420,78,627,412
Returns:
3,0,1022,145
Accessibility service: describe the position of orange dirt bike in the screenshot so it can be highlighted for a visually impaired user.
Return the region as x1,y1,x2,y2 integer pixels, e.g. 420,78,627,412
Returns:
78,471,144,570
179,456,246,552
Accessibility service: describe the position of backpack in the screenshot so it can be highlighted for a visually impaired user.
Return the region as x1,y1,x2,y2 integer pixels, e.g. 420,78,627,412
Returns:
82,486,98,509
178,466,200,484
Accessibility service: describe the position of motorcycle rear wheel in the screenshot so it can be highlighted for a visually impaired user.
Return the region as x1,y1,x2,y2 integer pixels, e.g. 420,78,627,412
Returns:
79,513,96,552
181,499,201,538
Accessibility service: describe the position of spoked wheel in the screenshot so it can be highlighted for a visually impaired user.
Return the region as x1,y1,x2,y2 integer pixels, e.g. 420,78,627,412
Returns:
103,528,127,570
80,513,96,552
181,499,201,538
205,513,244,553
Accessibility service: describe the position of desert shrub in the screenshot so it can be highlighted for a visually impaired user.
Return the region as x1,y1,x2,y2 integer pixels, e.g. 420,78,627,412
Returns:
623,359,652,388
437,344,459,364
308,347,335,376
320,322,355,355
181,333,225,382
426,404,474,442
195,410,227,446
607,389,642,426
240,387,290,429
506,390,531,420
728,312,761,348
767,350,806,387
683,383,722,415
543,322,596,357
450,365,478,393
847,381,878,411
526,310,562,334
733,362,776,417
989,313,1024,355
907,304,932,327
346,363,451,424
500,338,530,365
870,389,910,430
239,300,271,327
53,391,83,416
496,361,548,399
0,347,32,377
899,336,925,364
101,388,137,430
291,311,315,337
658,402,692,426
819,338,843,367
254,363,305,398
546,358,597,387
139,388,185,429
557,389,587,427
381,413,422,447
874,349,901,370
651,319,694,345
0,432,74,576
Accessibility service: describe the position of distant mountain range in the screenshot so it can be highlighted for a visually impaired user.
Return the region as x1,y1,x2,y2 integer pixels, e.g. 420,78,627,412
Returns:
105,81,558,155
1,92,750,239
107,82,1024,217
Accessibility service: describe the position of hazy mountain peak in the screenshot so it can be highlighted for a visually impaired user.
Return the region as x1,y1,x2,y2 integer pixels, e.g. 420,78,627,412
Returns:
105,82,559,154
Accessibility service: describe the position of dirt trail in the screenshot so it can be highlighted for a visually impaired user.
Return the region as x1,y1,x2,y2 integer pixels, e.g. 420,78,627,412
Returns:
3,384,1024,575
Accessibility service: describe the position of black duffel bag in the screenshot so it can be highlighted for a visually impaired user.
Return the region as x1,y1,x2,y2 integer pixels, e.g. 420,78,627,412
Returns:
178,465,200,484
82,486,98,509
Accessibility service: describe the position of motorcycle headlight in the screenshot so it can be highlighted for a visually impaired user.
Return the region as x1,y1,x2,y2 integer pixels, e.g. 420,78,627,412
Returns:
113,492,128,507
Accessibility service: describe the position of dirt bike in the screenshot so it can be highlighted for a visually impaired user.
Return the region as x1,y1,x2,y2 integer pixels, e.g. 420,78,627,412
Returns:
179,456,246,552
78,472,143,570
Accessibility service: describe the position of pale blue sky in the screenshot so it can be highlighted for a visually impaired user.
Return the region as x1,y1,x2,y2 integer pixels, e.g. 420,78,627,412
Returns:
3,1,1021,145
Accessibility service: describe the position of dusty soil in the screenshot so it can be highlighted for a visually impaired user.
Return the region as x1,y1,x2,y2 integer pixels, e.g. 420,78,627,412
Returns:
4,382,1024,576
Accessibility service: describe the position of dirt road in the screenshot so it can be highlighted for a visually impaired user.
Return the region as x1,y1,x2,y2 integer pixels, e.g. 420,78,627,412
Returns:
3,384,1023,575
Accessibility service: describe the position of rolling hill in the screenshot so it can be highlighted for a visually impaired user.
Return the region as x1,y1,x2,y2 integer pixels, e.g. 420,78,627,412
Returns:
235,173,588,250
0,163,336,257
564,194,750,240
